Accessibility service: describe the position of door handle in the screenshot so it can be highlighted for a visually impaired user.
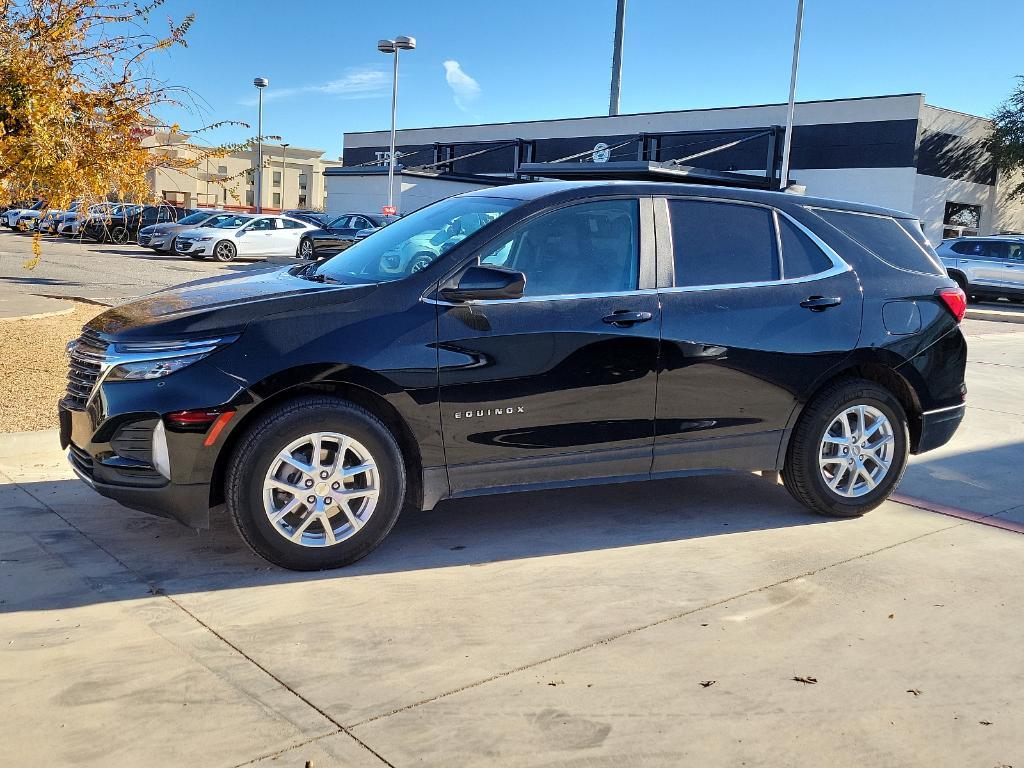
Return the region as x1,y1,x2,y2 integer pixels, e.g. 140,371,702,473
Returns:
602,310,653,327
800,296,842,311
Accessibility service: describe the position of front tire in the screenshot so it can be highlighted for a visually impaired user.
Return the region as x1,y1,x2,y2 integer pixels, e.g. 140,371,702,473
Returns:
783,379,909,518
226,397,406,570
213,240,236,262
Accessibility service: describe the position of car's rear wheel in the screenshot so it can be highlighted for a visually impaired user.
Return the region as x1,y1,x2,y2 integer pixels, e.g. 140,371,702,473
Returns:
213,240,236,262
110,226,129,245
782,378,909,518
298,238,314,259
226,397,406,570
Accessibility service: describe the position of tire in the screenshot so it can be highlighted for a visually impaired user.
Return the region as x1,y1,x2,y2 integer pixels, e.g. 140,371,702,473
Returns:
298,238,314,259
226,396,406,570
782,378,909,518
110,226,129,245
949,272,968,294
212,240,236,262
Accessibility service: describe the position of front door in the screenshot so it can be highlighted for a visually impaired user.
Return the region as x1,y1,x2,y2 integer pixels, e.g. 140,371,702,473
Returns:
437,197,661,494
653,197,863,474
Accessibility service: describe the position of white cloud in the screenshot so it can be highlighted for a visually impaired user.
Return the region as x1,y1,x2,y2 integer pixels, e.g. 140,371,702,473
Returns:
239,67,389,105
443,60,481,111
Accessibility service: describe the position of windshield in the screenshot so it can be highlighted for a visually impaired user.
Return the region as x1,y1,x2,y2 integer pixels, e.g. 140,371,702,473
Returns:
211,214,253,229
178,210,215,225
313,196,520,284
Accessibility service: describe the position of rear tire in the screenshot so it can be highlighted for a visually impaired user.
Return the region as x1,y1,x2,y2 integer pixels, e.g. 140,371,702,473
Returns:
110,226,129,245
782,379,909,518
226,397,406,571
298,238,314,259
213,240,236,262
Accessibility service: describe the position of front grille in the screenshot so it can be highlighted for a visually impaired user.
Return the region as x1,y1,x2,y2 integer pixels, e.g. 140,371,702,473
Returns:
175,239,193,252
138,234,151,246
68,444,94,478
65,327,109,410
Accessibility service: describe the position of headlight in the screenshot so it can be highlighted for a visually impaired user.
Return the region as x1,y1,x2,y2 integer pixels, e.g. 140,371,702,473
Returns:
195,236,214,241
105,336,237,381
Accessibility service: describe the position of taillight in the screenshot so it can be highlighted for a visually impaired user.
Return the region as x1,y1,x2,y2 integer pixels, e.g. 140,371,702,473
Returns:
937,286,967,323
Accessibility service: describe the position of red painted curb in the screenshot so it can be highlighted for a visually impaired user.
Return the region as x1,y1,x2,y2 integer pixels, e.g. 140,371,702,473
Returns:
891,493,1024,534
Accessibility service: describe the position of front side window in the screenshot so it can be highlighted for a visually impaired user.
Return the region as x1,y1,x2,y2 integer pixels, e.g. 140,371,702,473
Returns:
212,214,253,229
669,200,778,287
479,199,639,297
328,215,352,229
314,195,520,285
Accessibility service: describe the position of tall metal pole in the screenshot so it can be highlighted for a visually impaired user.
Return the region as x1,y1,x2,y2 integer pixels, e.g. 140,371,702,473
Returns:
256,87,264,213
608,0,626,116
280,143,289,210
387,49,400,210
779,0,804,190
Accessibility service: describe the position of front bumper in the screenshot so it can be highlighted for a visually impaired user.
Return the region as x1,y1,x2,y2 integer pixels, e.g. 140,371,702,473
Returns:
59,359,248,529
175,239,215,256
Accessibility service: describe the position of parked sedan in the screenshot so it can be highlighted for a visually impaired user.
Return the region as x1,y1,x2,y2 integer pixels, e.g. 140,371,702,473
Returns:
296,212,391,259
84,204,190,244
38,201,83,234
282,210,331,227
174,214,317,261
138,209,228,252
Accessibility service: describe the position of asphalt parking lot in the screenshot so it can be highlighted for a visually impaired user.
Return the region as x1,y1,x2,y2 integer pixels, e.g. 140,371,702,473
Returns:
1,274,1022,765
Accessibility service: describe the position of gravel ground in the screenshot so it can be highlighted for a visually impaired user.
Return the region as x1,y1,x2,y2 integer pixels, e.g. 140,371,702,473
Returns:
0,302,101,432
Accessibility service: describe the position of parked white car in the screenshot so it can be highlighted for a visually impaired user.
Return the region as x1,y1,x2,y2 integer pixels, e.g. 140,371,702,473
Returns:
174,214,317,261
2,200,45,229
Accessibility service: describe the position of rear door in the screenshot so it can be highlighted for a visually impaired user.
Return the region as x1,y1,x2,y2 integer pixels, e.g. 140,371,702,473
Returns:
437,197,661,492
276,218,308,254
653,197,863,474
1004,242,1024,290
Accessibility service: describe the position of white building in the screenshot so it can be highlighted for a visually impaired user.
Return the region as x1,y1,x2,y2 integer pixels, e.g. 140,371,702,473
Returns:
326,93,1024,245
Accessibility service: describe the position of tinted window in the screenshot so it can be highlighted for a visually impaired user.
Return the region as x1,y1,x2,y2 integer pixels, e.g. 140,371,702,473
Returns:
480,199,639,297
815,209,944,276
328,216,352,229
669,200,778,287
281,218,305,229
951,241,984,256
778,217,831,278
248,218,276,231
1008,243,1024,261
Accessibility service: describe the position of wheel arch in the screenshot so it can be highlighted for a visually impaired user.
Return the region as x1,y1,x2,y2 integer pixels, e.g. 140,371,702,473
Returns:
780,352,926,466
209,371,429,512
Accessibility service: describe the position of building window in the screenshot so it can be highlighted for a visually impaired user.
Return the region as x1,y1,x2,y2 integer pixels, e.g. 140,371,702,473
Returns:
162,191,186,206
245,168,255,185
273,171,281,187
217,165,228,176
943,202,981,239
245,189,254,207
273,192,281,207
195,193,217,207
298,173,308,190
298,194,307,208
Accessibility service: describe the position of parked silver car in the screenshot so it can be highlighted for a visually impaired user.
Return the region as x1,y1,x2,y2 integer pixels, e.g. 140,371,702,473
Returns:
936,236,1024,303
137,209,225,252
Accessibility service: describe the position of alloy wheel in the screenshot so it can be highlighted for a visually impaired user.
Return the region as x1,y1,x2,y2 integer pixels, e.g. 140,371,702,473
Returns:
262,431,380,547
299,239,313,258
818,405,894,498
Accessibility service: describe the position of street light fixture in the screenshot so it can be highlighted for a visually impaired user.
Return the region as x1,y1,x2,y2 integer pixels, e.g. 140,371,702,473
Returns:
253,76,269,213
377,35,415,215
280,143,289,210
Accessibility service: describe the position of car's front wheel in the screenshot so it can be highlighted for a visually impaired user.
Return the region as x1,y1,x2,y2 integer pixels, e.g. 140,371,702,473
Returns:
782,378,909,518
213,240,236,262
226,397,406,570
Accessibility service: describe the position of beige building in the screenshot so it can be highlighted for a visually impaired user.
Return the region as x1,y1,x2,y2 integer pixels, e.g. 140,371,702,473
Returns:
144,131,343,212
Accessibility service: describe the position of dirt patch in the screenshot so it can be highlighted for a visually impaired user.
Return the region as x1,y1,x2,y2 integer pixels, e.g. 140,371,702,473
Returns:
0,302,102,432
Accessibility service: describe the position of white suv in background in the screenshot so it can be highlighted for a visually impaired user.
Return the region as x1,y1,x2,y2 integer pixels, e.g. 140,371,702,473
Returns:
174,214,317,262
936,236,1024,303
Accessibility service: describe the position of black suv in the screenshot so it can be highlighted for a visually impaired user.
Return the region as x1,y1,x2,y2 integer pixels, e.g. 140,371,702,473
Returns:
60,181,968,570
84,204,190,244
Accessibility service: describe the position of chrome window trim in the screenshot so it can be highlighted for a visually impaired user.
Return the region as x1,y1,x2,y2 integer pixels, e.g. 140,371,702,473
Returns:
659,198,852,293
424,288,659,307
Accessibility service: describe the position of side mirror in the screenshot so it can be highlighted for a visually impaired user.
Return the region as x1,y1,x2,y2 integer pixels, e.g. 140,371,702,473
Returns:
439,265,526,302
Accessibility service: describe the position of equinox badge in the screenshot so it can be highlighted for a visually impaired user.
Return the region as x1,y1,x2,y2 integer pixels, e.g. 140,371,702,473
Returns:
454,406,525,419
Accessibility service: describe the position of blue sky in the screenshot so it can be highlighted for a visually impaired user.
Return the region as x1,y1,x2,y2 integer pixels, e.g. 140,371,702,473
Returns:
153,0,1024,160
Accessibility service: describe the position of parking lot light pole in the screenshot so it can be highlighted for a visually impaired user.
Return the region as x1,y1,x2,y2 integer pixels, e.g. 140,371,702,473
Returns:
377,36,416,214
779,0,804,191
253,77,269,213
281,143,289,210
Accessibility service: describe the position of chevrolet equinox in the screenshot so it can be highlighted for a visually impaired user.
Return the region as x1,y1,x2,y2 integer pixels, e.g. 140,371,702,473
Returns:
61,181,968,570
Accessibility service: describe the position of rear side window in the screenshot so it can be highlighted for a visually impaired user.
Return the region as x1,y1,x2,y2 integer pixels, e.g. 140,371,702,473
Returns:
669,200,779,287
778,217,832,278
814,209,944,276
951,241,985,256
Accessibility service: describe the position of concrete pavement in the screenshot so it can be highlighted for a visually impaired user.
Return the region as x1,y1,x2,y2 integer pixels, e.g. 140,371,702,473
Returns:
1,324,1022,767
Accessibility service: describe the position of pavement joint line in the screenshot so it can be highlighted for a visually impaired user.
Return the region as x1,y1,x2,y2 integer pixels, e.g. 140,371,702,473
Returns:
7,473,397,768
964,405,1024,417
347,516,965,730
227,730,344,768
969,360,1024,370
890,493,1024,534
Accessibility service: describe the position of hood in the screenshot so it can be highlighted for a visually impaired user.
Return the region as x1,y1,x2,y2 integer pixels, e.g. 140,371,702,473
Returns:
89,266,379,340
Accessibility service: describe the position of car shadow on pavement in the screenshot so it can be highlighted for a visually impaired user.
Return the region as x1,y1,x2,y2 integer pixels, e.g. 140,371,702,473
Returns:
3,471,829,612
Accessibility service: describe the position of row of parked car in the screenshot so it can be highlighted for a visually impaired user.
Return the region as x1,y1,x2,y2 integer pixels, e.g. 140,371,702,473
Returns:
1,199,396,262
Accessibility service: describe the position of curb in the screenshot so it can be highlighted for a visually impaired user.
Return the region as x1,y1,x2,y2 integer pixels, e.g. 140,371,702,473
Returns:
0,305,75,322
965,308,1024,325
0,429,60,459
